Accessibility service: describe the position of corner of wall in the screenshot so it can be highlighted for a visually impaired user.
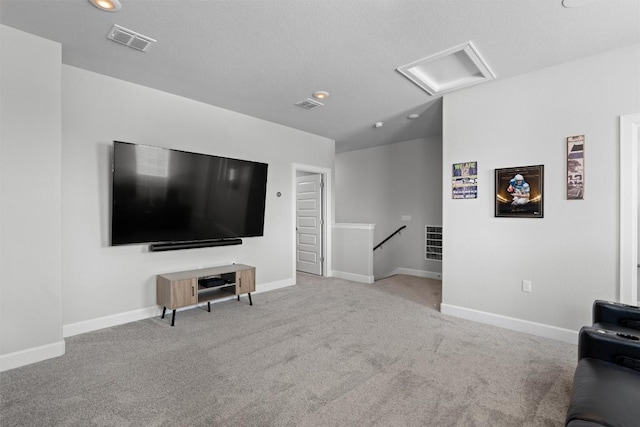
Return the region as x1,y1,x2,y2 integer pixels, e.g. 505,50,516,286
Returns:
0,341,65,373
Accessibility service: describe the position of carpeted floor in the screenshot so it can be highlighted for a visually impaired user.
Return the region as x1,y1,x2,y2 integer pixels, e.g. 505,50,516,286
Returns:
0,273,576,426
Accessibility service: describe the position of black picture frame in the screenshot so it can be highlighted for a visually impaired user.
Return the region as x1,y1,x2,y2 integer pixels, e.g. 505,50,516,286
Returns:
495,165,544,218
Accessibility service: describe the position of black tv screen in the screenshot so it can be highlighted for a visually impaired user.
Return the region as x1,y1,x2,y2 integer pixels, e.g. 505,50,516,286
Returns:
111,141,268,246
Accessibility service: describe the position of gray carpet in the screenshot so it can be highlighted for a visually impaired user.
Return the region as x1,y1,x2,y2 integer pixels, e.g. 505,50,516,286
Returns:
0,273,576,426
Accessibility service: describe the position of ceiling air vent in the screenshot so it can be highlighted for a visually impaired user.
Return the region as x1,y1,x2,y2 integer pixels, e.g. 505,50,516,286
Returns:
107,24,156,52
295,98,324,110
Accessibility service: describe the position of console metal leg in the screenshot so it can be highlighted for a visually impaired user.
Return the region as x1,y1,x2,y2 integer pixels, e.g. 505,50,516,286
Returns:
207,301,211,312
171,309,176,327
162,307,166,319
248,293,252,306
237,295,240,301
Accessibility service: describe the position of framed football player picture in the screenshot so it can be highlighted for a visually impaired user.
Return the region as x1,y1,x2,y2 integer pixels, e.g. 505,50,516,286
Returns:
495,165,544,218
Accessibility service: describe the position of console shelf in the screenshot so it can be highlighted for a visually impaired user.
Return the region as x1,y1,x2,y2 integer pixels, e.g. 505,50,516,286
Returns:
156,263,255,326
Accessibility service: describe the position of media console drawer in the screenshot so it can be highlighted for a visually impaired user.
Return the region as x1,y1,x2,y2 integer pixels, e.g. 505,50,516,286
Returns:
157,264,255,326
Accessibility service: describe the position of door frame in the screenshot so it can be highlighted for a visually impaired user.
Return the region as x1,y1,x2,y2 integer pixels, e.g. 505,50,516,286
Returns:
292,163,332,279
620,113,639,304
295,173,323,275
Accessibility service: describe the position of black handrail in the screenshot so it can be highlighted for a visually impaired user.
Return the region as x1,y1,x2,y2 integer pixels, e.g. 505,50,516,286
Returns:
373,225,407,251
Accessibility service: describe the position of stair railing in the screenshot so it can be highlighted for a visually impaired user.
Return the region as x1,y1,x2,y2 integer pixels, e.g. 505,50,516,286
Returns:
373,225,407,251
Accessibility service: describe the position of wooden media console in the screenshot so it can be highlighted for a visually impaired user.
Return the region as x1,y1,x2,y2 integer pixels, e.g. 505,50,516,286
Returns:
156,263,255,326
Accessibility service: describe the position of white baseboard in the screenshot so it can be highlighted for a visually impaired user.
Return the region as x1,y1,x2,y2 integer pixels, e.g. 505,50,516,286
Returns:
63,278,296,338
387,268,442,280
255,278,296,293
5,278,295,371
331,270,375,284
440,303,579,345
0,340,65,372
64,306,161,338
333,268,440,283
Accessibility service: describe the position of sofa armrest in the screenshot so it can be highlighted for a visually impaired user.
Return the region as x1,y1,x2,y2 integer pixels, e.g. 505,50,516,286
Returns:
592,300,640,331
578,326,640,371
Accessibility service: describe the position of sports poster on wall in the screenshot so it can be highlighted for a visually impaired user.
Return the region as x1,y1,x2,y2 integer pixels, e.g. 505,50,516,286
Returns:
495,165,544,218
567,135,585,200
452,161,478,199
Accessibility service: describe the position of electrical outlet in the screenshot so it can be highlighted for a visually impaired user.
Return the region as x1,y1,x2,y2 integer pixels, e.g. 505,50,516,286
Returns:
522,280,532,293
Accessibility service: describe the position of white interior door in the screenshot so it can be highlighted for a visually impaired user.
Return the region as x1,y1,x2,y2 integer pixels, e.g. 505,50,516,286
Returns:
620,113,639,305
296,174,323,275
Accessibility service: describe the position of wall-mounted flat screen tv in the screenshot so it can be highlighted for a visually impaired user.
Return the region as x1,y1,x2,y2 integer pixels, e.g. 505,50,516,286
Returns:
111,141,268,246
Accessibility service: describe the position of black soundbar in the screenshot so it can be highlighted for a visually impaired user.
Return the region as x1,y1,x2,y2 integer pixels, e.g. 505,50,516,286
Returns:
149,239,243,252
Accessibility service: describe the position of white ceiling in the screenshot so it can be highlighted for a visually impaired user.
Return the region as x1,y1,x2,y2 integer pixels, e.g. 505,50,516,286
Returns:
1,0,639,153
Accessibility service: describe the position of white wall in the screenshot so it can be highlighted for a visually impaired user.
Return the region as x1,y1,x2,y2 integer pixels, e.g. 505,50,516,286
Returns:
442,44,640,339
61,65,335,330
336,137,443,279
332,223,375,283
0,26,64,369
1,23,335,369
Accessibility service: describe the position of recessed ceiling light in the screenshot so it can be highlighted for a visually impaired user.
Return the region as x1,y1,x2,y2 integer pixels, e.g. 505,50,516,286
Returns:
374,122,384,128
407,113,420,120
312,91,329,100
89,0,121,12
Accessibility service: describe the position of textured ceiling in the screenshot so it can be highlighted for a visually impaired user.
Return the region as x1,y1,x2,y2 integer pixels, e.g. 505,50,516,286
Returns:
1,0,639,152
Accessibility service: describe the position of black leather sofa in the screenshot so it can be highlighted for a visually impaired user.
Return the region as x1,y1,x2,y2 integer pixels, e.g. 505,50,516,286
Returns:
565,301,640,427
592,300,640,336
